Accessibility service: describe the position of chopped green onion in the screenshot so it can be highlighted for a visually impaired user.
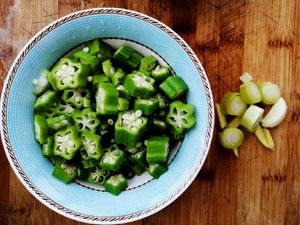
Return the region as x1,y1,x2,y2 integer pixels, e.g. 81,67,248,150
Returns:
239,72,253,83
240,105,264,132
255,125,275,150
240,81,262,104
255,125,269,148
220,128,244,156
216,103,227,129
261,97,287,128
264,128,275,149
221,92,247,116
227,117,242,128
258,82,281,105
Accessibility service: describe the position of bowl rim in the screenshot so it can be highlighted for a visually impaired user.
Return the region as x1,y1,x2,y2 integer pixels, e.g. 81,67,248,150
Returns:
0,7,214,224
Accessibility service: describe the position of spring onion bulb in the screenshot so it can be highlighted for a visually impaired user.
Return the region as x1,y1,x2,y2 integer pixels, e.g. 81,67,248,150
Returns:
241,105,264,132
227,117,242,128
240,82,262,104
258,82,281,105
221,92,247,116
261,97,287,128
255,125,274,150
239,72,253,83
216,103,227,129
220,128,244,156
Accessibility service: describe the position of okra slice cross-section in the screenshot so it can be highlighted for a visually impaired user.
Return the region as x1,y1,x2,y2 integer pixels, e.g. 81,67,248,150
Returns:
55,100,76,117
115,110,148,148
52,160,77,184
87,167,110,185
53,126,82,160
166,100,196,140
99,148,126,171
72,108,100,133
81,131,104,160
62,89,91,108
134,97,159,116
124,72,155,98
48,58,90,91
104,174,128,196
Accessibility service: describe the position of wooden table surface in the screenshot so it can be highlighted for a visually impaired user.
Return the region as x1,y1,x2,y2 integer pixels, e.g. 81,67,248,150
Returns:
0,0,299,224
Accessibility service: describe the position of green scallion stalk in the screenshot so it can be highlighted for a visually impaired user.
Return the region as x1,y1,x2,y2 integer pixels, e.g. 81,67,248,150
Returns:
258,82,281,105
240,81,262,104
227,117,242,128
216,103,227,129
240,105,264,132
221,92,247,116
255,125,275,150
220,128,244,157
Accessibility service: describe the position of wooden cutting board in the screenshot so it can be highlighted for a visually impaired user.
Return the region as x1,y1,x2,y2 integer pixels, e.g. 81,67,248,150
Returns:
0,0,299,224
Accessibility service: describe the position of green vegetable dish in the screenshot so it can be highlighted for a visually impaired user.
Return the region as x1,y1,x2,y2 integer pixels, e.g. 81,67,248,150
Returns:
32,39,197,196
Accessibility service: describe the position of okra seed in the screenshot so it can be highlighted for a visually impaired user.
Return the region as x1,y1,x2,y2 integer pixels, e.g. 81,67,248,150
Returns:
74,96,81,102
61,163,66,169
100,130,108,135
122,113,129,120
135,110,142,117
136,142,142,147
87,76,92,82
82,47,89,52
107,119,114,125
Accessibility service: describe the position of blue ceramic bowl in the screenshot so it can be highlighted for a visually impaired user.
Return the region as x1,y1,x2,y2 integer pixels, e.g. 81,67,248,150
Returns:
0,8,214,224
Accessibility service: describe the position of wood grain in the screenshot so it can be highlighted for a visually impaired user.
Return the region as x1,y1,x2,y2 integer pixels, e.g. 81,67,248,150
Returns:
0,0,299,224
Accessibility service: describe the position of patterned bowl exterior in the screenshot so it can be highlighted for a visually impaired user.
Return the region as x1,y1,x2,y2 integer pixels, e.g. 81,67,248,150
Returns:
0,8,214,224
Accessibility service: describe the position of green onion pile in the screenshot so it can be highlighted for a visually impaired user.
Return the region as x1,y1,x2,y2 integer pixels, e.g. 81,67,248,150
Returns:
216,72,287,156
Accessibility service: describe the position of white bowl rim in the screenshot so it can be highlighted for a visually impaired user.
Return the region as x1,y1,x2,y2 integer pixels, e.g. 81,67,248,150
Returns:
0,7,215,224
